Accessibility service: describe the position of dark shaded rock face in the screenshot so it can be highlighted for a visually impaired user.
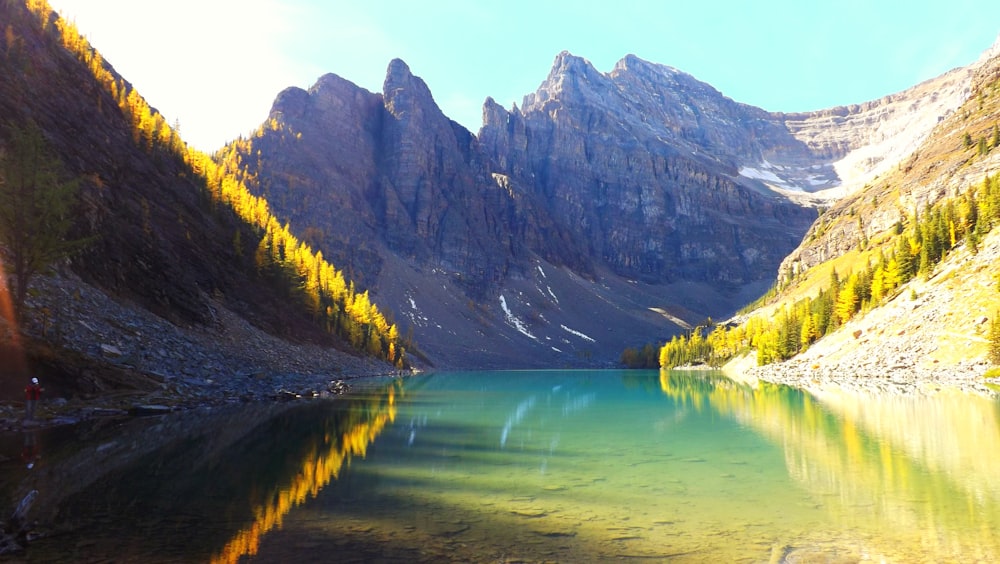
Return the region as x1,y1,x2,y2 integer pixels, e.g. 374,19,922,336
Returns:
233,49,974,368
229,53,830,367
377,60,516,291
479,52,818,286
245,53,823,294
251,61,530,296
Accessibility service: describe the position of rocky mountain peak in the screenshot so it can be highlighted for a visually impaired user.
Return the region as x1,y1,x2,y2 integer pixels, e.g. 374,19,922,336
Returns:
312,72,372,99
523,51,610,111
611,53,684,85
269,72,383,128
269,85,309,121
549,50,597,77
612,53,644,70
384,57,414,84
383,58,441,120
977,33,1000,65
481,96,510,128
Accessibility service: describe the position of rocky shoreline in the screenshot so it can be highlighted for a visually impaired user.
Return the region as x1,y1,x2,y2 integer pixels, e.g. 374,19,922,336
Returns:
720,225,1000,400
0,370,410,433
723,353,1000,398
0,271,413,431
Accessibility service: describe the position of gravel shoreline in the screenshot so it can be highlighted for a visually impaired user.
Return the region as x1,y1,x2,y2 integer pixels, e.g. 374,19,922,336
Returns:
724,353,1000,398
1,271,414,430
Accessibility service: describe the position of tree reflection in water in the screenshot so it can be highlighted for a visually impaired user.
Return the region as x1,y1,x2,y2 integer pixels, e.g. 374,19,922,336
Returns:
9,371,1000,562
2,379,401,562
658,369,1000,559
212,383,399,563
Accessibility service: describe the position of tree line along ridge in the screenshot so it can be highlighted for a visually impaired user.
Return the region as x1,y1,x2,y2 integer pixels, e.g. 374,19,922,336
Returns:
8,0,406,368
651,170,1000,370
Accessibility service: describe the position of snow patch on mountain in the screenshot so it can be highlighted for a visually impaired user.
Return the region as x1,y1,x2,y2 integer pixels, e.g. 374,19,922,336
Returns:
403,293,430,327
500,294,536,340
561,324,595,342
739,159,839,196
739,163,784,184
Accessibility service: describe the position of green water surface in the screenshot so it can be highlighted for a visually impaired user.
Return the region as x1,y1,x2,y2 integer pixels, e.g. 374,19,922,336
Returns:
13,370,1000,562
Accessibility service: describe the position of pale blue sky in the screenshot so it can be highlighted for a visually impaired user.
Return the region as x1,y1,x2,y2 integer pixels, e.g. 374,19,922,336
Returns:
49,0,1000,151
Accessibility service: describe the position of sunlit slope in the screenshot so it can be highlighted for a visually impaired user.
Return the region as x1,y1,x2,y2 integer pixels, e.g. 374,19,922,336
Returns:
723,50,1000,374
781,47,1000,279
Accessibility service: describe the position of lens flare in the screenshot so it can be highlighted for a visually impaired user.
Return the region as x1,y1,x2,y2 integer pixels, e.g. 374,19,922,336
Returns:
0,255,27,378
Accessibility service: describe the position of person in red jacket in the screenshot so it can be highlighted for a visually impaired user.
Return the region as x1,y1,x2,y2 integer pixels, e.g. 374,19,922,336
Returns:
24,377,42,421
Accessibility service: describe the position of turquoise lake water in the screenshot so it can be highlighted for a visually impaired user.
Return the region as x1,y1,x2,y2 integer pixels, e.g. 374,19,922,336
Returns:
10,369,1000,562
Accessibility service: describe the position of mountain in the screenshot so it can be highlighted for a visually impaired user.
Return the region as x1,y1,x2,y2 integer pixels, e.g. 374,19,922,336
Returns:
228,47,989,368
480,52,814,287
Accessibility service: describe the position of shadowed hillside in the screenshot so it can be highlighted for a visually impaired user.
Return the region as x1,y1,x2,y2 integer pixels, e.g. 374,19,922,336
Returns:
0,0,402,400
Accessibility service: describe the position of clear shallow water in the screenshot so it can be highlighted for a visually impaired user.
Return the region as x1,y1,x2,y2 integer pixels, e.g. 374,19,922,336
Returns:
8,370,1000,562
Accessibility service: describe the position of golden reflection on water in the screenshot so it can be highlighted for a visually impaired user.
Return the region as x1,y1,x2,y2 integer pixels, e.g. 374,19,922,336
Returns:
191,372,1000,562
210,385,398,564
660,370,1000,560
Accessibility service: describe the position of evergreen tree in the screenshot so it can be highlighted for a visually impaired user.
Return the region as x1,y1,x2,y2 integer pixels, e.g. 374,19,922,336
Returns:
641,343,657,368
835,273,860,324
967,227,980,254
989,313,1000,365
799,312,816,348
0,121,89,320
813,288,833,335
870,264,887,303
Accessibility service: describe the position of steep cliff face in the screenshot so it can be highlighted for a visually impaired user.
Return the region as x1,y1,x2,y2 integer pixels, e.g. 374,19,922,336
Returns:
777,61,979,198
248,61,531,297
235,47,988,368
480,52,820,286
777,42,1000,277
379,59,515,284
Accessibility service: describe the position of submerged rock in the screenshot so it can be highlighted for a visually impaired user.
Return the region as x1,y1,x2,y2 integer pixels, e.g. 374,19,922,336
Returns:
129,405,172,416
328,380,349,395
275,390,301,401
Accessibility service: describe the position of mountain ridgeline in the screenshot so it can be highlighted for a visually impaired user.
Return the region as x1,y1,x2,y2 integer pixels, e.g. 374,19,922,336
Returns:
4,0,998,373
654,42,1000,372
222,46,992,368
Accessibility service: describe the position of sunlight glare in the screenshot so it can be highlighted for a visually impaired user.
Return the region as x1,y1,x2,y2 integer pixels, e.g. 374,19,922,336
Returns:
0,255,27,378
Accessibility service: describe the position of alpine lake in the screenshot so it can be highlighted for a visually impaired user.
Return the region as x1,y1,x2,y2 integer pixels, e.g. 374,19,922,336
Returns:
3,369,1000,562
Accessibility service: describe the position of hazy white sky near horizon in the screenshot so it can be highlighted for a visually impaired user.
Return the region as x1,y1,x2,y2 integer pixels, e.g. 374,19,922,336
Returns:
47,0,1000,152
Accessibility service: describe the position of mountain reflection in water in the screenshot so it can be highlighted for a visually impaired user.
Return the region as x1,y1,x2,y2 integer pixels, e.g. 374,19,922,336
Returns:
0,378,401,562
3,371,1000,562
658,370,1000,559
211,384,399,563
